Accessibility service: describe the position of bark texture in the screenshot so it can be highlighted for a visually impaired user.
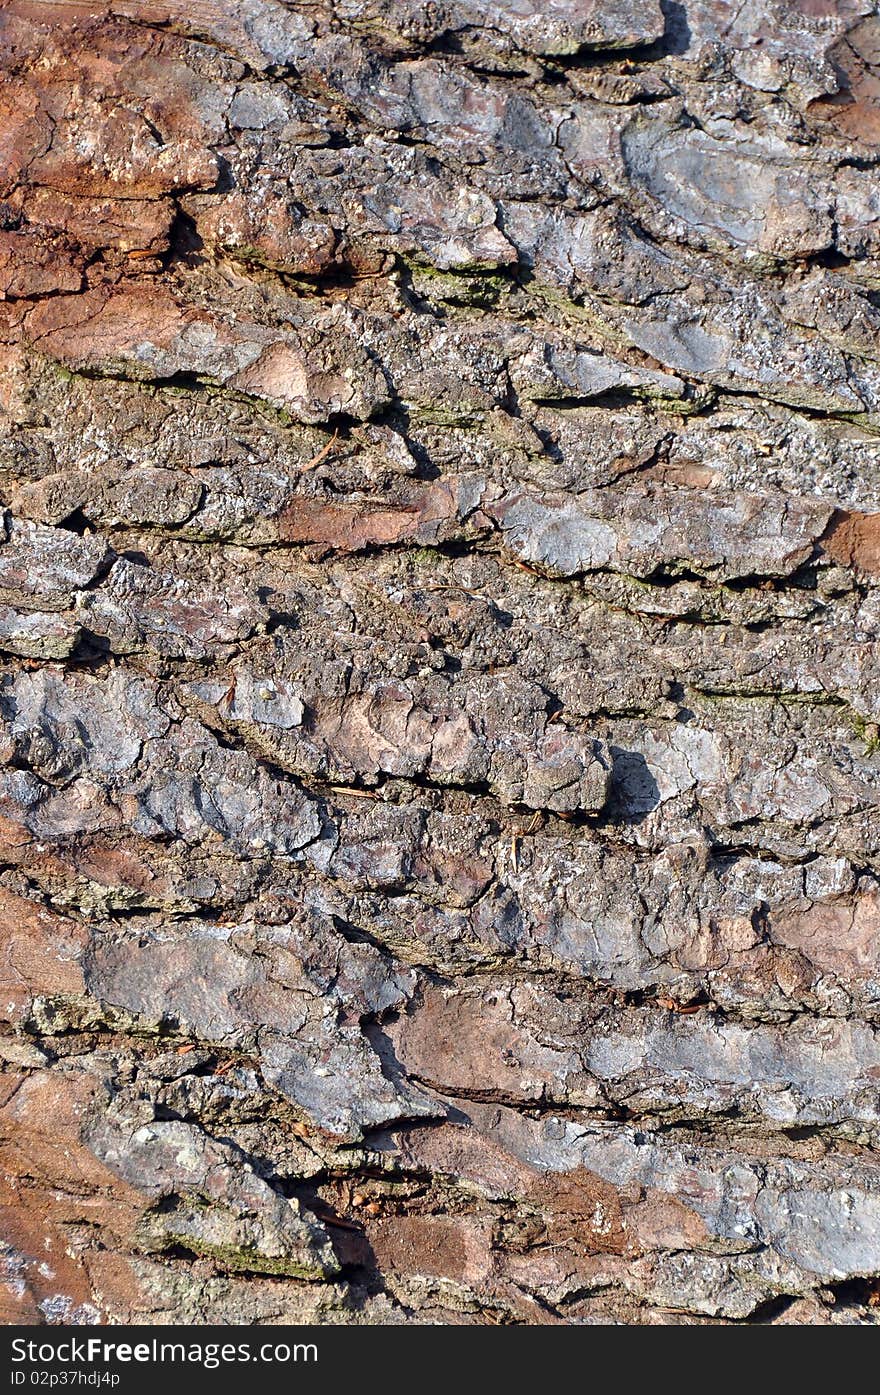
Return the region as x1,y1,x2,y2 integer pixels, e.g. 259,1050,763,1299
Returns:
1,0,880,1326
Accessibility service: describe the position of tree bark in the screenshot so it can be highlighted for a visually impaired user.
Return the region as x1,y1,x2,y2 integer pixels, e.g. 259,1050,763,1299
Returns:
1,0,880,1326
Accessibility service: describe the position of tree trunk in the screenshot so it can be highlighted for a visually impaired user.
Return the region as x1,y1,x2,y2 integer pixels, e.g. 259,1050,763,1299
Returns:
1,0,880,1326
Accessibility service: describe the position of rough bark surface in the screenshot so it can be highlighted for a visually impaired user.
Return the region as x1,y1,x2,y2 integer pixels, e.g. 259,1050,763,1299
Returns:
1,0,880,1327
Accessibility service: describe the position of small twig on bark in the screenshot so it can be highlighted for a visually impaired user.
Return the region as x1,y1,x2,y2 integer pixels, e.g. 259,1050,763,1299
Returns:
301,429,340,472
